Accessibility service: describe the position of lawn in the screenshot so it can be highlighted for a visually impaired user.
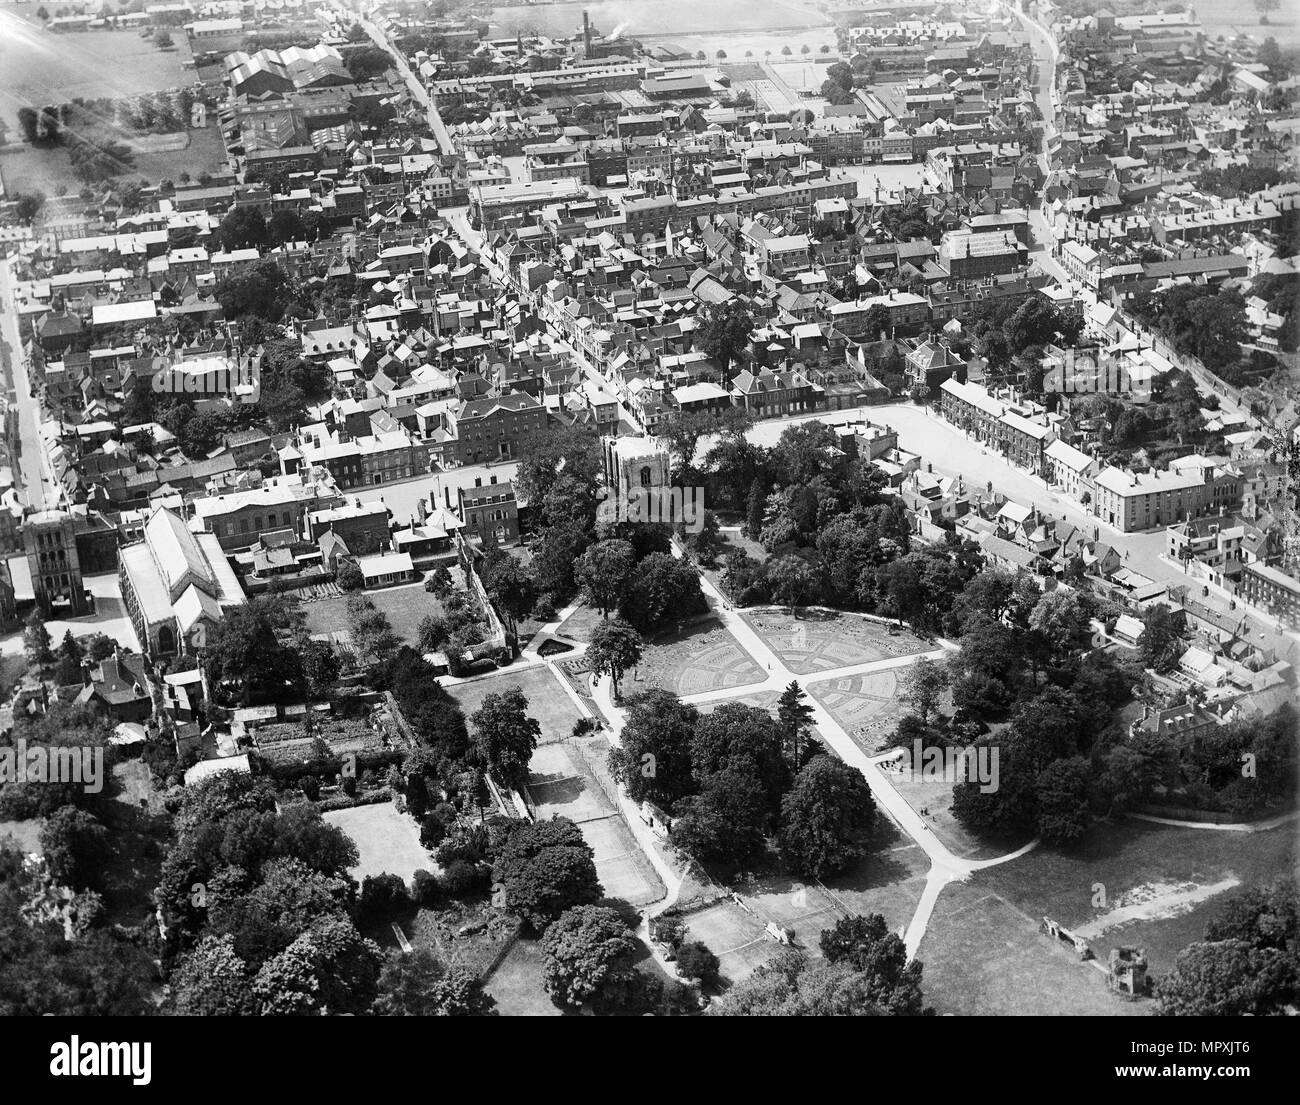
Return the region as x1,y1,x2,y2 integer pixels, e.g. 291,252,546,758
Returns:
918,879,1146,1016
969,818,1300,981
484,937,566,1016
301,581,444,648
450,664,585,739
918,817,1299,1015
0,16,195,134
882,758,1024,862
322,801,433,884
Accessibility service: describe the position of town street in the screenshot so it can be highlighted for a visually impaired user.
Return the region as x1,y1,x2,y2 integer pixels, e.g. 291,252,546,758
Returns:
0,257,52,510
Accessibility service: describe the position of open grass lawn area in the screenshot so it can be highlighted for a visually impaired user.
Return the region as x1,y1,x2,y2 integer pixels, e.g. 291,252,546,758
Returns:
734,821,931,955
626,617,764,698
484,937,566,1016
300,582,443,647
919,818,1298,1015
918,879,1148,1016
322,801,433,884
554,601,603,643
0,126,228,199
450,664,584,739
0,20,196,134
970,818,1300,981
882,762,1025,862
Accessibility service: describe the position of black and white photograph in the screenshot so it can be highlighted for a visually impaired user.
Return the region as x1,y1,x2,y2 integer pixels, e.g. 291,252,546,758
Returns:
0,0,1296,1080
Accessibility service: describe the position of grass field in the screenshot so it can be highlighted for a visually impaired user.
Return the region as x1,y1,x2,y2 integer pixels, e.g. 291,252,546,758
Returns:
301,582,444,649
484,937,567,1016
0,12,195,133
919,817,1299,1015
322,801,434,883
450,664,585,739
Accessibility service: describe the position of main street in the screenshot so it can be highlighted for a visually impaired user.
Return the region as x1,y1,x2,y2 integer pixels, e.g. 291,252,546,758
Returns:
347,3,454,155
0,257,53,510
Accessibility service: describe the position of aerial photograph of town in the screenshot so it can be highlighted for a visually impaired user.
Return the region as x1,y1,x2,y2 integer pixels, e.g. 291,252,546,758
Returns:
0,0,1297,1064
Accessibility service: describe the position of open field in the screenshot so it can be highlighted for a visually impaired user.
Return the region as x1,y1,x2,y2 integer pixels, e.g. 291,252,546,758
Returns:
450,664,584,738
625,617,765,698
971,818,1299,980
0,10,196,132
743,608,931,675
919,817,1298,1015
0,126,227,198
323,801,433,883
918,879,1148,1016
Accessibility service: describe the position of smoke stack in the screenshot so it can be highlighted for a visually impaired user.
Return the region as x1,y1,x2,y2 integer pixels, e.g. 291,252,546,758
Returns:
584,10,592,56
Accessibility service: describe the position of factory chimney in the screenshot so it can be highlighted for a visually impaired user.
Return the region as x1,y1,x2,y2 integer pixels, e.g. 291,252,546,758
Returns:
583,10,593,56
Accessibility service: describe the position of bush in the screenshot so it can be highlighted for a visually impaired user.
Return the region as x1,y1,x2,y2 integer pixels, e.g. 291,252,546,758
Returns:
411,869,440,907
420,813,446,849
441,858,487,898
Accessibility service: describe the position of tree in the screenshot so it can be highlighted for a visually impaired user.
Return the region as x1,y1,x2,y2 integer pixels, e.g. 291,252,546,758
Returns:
299,639,339,697
620,552,706,631
471,687,540,790
541,904,640,1009
267,208,306,246
897,656,947,726
671,767,769,868
675,940,719,985
155,28,173,48
575,538,636,616
479,555,535,647
24,611,54,668
608,689,698,811
373,949,496,1016
336,559,364,591
720,948,886,1015
587,616,643,701
214,205,267,250
39,807,109,890
768,555,815,613
818,913,927,1014
696,299,755,372
1027,588,1088,666
202,601,304,705
1034,756,1092,845
1156,939,1284,1016
776,680,816,765
781,44,793,55
13,191,44,224
168,935,257,1016
777,756,876,879
494,818,602,932
1255,0,1281,24
1139,603,1184,674
251,916,382,1016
